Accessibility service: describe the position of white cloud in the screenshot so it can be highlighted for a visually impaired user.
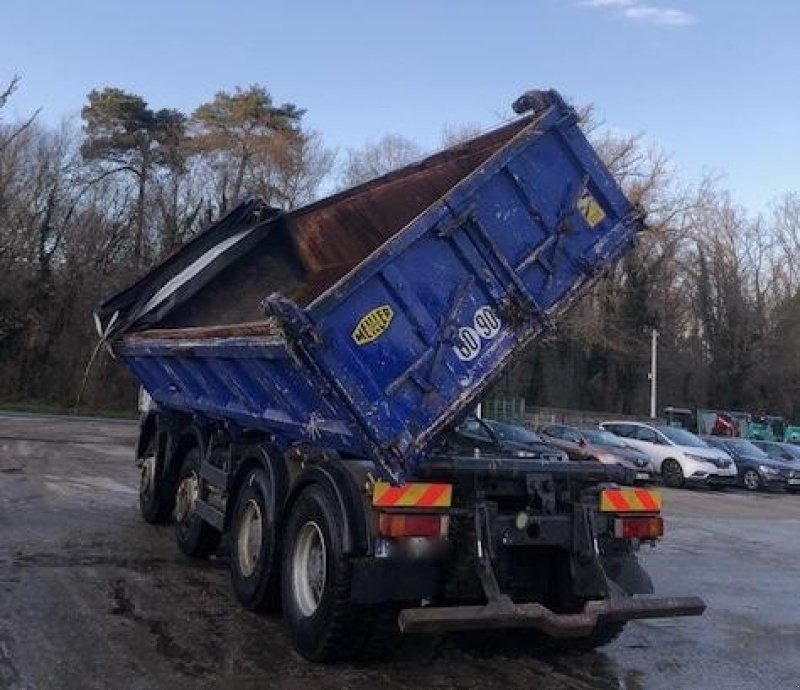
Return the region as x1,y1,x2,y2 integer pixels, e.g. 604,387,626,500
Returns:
579,0,635,6
624,5,696,25
578,0,696,26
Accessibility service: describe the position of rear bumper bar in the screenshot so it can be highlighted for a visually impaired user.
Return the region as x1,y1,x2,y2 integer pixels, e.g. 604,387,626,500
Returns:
398,595,706,636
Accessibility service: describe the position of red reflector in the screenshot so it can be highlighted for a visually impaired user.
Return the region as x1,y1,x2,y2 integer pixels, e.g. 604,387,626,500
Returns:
614,516,664,540
378,513,444,538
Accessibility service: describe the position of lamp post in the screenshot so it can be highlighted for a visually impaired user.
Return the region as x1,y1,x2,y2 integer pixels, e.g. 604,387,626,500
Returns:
649,328,659,419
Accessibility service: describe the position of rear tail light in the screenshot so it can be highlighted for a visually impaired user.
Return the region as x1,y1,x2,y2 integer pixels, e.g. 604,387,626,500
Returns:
378,513,448,538
614,516,664,540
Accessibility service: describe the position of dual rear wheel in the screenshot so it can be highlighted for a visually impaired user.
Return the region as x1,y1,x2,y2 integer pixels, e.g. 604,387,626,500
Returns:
230,479,398,662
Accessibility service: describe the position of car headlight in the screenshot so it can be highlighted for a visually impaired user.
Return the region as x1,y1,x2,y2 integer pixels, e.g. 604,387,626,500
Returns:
513,449,538,458
759,465,779,475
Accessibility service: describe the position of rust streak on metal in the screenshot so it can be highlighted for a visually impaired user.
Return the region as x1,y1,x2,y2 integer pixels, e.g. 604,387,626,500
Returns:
288,117,533,295
125,321,280,341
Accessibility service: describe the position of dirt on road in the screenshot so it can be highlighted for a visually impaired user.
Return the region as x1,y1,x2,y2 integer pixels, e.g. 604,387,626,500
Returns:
1,414,799,689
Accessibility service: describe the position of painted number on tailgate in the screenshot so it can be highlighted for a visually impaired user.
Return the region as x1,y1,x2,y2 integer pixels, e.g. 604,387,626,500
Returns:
453,306,502,362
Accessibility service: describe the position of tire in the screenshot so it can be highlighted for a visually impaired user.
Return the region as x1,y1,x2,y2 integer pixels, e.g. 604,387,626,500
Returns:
280,483,397,662
229,468,280,611
138,435,173,524
174,447,221,558
742,469,762,492
661,459,685,488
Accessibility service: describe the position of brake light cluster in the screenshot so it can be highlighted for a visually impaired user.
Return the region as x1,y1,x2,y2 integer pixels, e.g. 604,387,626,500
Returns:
378,512,448,538
613,516,664,540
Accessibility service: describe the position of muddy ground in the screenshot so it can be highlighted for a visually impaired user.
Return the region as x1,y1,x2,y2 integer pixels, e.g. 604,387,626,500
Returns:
1,413,799,689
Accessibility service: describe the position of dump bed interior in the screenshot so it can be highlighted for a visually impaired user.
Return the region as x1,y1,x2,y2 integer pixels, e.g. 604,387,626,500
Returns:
98,116,533,336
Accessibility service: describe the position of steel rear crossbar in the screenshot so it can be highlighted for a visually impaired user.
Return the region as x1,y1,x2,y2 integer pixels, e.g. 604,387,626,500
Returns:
397,595,707,636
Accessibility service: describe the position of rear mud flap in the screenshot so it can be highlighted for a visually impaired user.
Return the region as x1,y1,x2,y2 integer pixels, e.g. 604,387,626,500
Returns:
398,595,706,637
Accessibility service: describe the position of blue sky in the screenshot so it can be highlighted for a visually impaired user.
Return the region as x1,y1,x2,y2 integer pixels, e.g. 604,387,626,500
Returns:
2,0,798,212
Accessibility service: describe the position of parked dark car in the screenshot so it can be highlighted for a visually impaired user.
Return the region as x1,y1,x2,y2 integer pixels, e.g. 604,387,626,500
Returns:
751,441,800,492
539,424,655,482
704,436,799,492
446,417,568,462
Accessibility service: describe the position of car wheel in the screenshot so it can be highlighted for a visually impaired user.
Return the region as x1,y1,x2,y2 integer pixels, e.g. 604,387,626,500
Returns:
742,469,762,491
661,459,684,488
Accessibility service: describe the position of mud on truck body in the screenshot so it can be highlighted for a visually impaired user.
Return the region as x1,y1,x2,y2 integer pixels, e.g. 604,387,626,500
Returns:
97,90,705,662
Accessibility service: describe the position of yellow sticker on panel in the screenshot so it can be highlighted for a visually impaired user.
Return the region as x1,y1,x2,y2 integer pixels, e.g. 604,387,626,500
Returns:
577,190,606,228
352,305,394,345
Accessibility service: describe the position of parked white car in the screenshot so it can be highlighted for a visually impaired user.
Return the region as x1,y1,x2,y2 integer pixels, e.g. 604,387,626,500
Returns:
599,421,737,488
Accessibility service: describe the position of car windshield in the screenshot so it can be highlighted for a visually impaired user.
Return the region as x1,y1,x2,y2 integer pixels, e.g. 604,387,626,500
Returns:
725,439,769,458
487,421,542,444
583,429,629,448
778,444,800,460
657,426,708,448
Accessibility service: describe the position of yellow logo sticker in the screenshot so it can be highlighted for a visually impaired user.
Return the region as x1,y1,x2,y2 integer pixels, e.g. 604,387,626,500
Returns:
352,305,394,345
577,189,606,228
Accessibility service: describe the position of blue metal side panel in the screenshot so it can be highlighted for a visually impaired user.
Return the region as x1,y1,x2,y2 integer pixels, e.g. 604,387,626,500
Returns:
118,337,365,454
301,100,640,478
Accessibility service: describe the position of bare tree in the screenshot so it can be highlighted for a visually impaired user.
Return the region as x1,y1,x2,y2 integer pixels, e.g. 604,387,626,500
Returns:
337,134,423,189
0,75,40,155
440,122,484,148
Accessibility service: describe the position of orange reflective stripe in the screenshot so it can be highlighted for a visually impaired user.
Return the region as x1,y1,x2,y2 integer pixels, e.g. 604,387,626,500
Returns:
600,487,661,512
418,483,448,507
634,488,660,511
605,489,631,511
373,483,407,506
372,481,452,508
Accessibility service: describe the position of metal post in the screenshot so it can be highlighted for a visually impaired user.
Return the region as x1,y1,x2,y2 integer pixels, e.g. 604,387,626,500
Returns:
649,329,658,419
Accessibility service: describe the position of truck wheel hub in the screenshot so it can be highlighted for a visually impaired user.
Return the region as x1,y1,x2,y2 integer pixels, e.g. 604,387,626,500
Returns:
175,472,199,523
140,455,155,495
293,521,326,616
237,499,263,577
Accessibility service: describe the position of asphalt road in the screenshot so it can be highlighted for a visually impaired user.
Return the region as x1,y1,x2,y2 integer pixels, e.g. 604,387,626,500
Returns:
1,414,799,689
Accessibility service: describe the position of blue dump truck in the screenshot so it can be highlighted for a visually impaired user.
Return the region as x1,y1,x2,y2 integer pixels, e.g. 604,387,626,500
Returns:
96,90,704,661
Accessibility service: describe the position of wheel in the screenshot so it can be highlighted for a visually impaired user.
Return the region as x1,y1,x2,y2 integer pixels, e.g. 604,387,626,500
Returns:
229,468,280,611
661,459,685,488
742,469,762,492
280,483,397,662
174,447,221,558
138,435,173,524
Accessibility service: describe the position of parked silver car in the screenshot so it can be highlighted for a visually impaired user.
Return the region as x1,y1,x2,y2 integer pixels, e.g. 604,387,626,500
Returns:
599,421,737,488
